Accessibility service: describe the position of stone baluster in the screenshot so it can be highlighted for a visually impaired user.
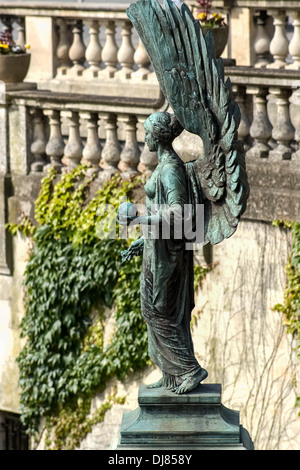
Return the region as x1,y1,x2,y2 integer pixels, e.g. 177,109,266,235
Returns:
85,20,102,77
132,39,151,80
15,17,26,49
81,112,102,172
267,10,289,69
254,11,271,68
1,16,13,35
101,21,118,78
119,114,141,177
232,86,251,150
138,116,158,175
269,87,295,160
292,88,300,160
139,143,158,177
68,20,86,76
44,109,65,171
29,108,47,173
63,111,83,168
246,86,273,159
99,113,121,180
287,11,300,70
116,20,135,79
56,18,72,76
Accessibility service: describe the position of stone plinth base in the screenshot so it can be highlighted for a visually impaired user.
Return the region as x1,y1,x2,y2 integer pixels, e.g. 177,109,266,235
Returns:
114,384,254,450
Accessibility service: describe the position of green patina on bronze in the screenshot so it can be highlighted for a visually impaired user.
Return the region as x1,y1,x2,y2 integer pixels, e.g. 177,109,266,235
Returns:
119,0,249,394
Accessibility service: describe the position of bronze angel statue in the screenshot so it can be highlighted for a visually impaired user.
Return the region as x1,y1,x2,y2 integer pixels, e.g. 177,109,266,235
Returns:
118,0,249,394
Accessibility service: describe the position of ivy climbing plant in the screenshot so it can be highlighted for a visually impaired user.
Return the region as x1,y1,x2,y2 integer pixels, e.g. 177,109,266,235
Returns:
7,166,148,439
7,164,212,448
273,220,300,415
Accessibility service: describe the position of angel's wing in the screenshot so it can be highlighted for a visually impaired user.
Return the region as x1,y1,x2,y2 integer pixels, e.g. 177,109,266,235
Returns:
127,0,249,245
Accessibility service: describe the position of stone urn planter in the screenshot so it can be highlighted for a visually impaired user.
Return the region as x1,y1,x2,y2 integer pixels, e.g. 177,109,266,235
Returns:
0,53,31,83
201,25,229,58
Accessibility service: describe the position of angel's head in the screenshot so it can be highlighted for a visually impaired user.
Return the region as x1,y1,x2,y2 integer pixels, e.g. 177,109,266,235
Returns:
144,112,183,152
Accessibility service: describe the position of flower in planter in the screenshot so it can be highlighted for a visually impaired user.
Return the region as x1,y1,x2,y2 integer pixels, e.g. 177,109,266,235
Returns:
195,0,226,27
0,30,29,55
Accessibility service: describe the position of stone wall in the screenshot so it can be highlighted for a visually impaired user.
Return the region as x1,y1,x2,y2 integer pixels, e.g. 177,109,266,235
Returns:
0,235,28,413
34,219,299,451
0,0,299,449
193,220,299,450
1,131,299,450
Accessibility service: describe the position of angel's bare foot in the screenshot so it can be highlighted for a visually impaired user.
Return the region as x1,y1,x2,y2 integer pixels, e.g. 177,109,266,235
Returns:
147,377,163,389
173,368,208,395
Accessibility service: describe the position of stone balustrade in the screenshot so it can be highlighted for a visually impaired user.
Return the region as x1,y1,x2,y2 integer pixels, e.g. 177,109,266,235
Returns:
226,67,300,161
0,2,158,97
226,66,300,222
5,89,164,179
234,2,300,69
0,1,300,226
2,1,300,75
0,5,299,448
188,0,300,68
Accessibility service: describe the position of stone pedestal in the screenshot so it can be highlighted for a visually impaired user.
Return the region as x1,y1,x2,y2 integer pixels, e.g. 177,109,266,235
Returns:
115,384,254,450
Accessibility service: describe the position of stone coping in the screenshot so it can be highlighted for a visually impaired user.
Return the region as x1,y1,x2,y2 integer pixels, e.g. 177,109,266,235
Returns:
225,66,300,87
6,88,166,116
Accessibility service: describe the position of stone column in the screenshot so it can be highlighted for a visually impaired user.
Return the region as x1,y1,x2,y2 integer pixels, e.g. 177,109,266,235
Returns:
68,20,86,76
287,11,300,70
100,113,121,180
254,11,272,68
9,103,29,175
29,108,47,173
81,112,102,172
269,87,295,160
267,10,289,69
101,21,119,78
119,114,140,178
138,116,158,176
116,21,135,79
44,109,65,171
84,20,102,77
0,88,11,275
63,111,83,168
246,86,272,159
291,88,300,160
25,16,57,82
1,15,13,34
233,86,251,150
15,17,26,49
132,40,151,80
56,18,72,76
230,7,256,66
0,87,8,175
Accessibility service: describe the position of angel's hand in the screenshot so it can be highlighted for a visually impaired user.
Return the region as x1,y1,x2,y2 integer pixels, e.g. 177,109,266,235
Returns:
121,238,144,263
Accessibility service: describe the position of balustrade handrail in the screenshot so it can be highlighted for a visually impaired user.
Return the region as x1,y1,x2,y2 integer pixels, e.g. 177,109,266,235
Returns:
7,88,166,113
7,0,300,14
1,0,300,12
4,87,164,177
231,0,300,9
0,2,129,17
226,65,300,86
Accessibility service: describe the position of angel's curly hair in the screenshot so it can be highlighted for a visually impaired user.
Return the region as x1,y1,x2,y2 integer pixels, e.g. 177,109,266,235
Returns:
146,112,183,143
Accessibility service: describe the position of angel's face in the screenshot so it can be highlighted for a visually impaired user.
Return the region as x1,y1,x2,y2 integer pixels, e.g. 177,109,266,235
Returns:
144,121,158,152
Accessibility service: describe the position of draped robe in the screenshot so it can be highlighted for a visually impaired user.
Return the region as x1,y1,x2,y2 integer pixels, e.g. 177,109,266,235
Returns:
140,153,202,386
